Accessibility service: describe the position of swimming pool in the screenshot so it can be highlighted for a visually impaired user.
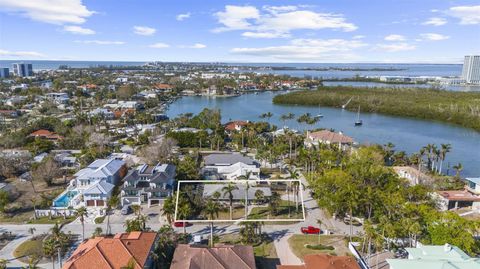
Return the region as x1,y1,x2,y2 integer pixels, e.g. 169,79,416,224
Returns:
53,190,79,207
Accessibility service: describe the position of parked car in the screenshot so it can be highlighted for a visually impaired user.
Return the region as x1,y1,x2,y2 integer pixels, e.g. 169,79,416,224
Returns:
173,221,191,227
301,226,321,234
121,205,132,215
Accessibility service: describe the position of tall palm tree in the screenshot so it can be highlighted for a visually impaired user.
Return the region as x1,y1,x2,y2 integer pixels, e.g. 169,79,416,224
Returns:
106,195,119,235
161,196,175,225
287,168,300,210
178,203,192,234
75,207,88,241
203,199,220,247
438,143,451,175
238,172,253,219
42,238,56,269
222,183,238,220
268,192,281,216
453,163,463,178
254,189,265,204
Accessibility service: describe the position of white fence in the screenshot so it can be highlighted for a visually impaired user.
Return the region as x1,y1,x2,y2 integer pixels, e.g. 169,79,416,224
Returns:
35,209,77,218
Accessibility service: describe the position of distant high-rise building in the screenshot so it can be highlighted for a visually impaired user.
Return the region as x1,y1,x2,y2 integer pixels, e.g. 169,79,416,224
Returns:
462,55,480,84
0,68,9,78
12,63,33,77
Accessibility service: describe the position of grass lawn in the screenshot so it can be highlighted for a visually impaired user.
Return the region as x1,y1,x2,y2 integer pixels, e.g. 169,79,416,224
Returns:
217,205,247,220
0,211,34,223
27,216,76,225
13,235,47,263
248,200,303,223
288,234,350,261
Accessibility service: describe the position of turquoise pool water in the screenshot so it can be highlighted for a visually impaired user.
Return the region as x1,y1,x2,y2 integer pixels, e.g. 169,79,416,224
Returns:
53,190,78,207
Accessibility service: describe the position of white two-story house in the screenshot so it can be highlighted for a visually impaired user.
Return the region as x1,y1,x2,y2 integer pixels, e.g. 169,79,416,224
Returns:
121,163,176,207
53,159,126,208
202,153,260,180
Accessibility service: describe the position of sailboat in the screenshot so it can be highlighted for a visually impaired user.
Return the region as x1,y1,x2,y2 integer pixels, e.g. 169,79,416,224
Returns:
355,105,363,126
315,105,324,119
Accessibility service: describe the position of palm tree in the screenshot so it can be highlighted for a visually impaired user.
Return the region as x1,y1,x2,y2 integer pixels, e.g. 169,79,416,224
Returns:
42,238,56,269
222,183,238,220
93,227,103,237
106,195,119,235
438,143,451,175
75,207,88,241
238,172,253,219
268,192,281,216
131,204,141,216
178,203,192,234
161,196,175,225
254,189,265,204
203,199,220,247
453,163,463,178
317,219,323,245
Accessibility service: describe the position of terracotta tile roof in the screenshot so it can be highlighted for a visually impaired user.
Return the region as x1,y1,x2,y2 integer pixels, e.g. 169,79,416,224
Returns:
170,244,256,269
29,129,63,140
63,232,157,269
308,130,353,144
154,83,173,90
437,189,480,202
277,254,361,269
224,121,249,131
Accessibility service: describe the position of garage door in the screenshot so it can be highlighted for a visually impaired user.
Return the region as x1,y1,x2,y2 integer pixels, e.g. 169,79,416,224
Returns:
86,200,95,206
96,200,105,206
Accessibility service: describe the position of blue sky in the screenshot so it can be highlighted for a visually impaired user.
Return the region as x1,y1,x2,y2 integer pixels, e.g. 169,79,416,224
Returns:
0,0,479,63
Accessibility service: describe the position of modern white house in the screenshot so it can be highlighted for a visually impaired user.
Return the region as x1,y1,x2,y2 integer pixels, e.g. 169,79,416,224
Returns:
304,130,354,150
120,163,176,207
202,153,260,180
52,159,126,208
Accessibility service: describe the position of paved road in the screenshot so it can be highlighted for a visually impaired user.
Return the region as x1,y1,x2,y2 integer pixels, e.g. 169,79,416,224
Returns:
0,174,363,268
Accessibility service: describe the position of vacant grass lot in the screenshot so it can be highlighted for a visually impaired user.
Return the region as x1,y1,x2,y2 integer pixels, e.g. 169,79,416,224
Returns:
288,234,350,260
273,86,480,131
13,235,47,263
248,200,303,221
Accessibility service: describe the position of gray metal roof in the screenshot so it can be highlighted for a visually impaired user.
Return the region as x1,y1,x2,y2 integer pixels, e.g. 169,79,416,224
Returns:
204,153,256,166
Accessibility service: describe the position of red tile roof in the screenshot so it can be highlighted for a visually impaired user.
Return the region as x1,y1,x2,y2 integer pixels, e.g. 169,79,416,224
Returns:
170,244,256,269
224,121,249,132
29,129,63,140
308,130,353,144
277,254,361,269
154,83,173,90
437,189,480,202
63,232,157,269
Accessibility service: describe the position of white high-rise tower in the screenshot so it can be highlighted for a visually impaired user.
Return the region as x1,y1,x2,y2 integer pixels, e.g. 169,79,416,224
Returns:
462,55,480,84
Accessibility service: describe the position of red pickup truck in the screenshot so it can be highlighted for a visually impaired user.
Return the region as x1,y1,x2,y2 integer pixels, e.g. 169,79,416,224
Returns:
173,221,191,227
301,226,321,234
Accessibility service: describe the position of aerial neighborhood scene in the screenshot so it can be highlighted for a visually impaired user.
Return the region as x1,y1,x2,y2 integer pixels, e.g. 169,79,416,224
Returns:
1,0,480,269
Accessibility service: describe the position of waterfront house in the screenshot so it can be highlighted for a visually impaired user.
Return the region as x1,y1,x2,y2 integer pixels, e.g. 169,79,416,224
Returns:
120,163,176,207
224,120,249,133
202,153,260,180
170,244,256,269
386,243,480,269
393,166,434,186
63,231,158,269
435,177,480,211
277,254,361,269
304,130,353,150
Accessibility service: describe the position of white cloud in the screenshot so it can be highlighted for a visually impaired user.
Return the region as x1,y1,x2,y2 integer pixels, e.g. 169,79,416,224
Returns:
420,33,450,41
422,17,447,26
0,0,94,24
149,42,170,48
214,5,357,38
133,26,156,36
0,49,46,57
179,43,206,49
242,31,290,38
447,5,480,25
375,43,416,52
176,12,191,21
352,35,366,39
231,38,367,61
63,25,95,35
213,5,260,32
384,34,406,41
75,40,125,45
